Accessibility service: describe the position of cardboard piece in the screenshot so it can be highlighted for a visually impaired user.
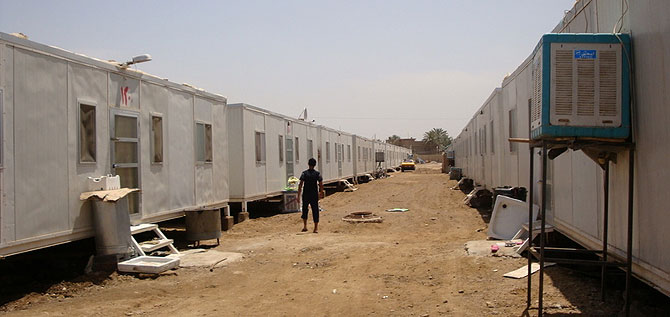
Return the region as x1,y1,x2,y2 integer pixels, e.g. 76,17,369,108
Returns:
80,188,140,202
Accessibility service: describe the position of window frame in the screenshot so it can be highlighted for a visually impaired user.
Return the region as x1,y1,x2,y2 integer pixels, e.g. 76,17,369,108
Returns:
255,131,266,164
326,141,331,163
279,135,284,163
77,99,97,164
295,136,300,163
195,121,213,164
150,113,164,165
307,139,313,160
490,120,495,154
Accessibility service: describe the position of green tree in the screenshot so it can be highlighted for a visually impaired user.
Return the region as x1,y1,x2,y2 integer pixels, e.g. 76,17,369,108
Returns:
422,128,452,151
386,134,401,145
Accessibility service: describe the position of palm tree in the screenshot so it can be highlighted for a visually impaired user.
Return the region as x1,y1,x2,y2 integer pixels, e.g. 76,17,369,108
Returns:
387,135,401,145
423,128,452,151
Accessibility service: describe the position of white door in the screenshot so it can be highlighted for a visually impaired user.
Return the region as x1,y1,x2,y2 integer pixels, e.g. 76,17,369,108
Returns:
110,109,141,215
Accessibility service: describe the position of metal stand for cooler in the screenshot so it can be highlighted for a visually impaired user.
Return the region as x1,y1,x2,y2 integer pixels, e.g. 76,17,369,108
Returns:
282,191,300,213
524,139,635,316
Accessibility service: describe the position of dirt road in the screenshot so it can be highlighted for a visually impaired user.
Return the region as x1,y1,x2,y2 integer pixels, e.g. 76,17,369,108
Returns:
1,163,665,316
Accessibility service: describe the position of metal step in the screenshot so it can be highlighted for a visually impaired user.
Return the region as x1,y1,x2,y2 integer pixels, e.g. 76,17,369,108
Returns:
139,239,174,253
131,223,158,235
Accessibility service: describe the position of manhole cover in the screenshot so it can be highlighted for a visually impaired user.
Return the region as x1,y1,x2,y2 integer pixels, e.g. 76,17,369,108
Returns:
342,212,383,223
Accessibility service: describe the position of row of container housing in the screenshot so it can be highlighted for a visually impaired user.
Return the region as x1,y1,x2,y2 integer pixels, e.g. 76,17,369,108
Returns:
0,33,411,257
451,0,670,296
227,103,411,203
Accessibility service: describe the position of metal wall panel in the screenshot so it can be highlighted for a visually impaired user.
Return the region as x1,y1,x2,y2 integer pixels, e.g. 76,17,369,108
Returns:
194,96,214,205
14,49,69,240
247,109,267,197
226,105,245,199
0,43,15,245
167,89,195,209
265,115,284,192
139,82,170,215
68,63,108,231
212,101,228,203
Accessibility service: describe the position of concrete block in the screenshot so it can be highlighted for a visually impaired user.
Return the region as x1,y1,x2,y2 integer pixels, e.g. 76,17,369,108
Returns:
237,211,249,223
222,215,234,231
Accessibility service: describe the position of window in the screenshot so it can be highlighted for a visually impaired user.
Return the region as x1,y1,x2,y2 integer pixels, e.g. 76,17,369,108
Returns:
295,137,300,162
326,141,330,162
255,131,266,163
482,125,487,155
347,145,351,162
151,115,163,163
358,146,361,161
79,102,96,163
307,139,313,159
195,122,212,163
509,108,517,152
490,120,495,154
279,135,284,162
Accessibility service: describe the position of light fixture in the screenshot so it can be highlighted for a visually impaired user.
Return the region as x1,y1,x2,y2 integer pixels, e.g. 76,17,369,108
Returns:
120,54,152,68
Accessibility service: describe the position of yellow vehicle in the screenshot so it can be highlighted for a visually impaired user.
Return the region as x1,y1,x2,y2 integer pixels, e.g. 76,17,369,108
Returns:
400,159,416,171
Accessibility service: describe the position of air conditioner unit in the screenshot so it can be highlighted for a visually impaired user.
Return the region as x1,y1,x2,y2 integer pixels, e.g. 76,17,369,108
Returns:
530,33,631,140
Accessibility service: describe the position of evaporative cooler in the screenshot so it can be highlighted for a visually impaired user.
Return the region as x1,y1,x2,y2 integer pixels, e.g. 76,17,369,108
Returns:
530,33,631,140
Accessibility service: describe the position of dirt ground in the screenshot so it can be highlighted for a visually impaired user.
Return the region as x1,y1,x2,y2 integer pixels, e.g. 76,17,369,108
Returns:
1,163,669,316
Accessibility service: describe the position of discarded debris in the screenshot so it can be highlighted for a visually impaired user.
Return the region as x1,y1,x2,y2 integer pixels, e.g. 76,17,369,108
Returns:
385,208,409,212
503,262,556,279
342,212,383,223
464,187,493,208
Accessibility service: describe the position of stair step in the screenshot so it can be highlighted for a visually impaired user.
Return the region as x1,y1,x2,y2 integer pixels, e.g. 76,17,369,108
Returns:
139,239,174,253
131,223,158,234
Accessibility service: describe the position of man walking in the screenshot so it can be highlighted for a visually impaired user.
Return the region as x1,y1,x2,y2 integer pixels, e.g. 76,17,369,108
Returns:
297,158,325,233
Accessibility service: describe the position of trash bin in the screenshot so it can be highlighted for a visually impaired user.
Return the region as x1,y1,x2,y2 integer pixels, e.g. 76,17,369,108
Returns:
91,196,133,257
185,208,222,243
449,167,462,180
493,186,527,202
282,191,300,213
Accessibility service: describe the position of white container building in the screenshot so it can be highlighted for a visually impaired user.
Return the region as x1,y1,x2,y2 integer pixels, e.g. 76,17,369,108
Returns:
352,135,375,179
451,0,670,296
317,126,354,183
0,33,229,257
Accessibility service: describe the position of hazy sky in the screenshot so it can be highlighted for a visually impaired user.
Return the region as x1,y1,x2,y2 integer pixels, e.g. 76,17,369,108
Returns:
0,0,575,140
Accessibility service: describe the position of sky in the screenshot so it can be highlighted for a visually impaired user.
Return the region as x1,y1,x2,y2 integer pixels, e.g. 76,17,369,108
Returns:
0,0,575,140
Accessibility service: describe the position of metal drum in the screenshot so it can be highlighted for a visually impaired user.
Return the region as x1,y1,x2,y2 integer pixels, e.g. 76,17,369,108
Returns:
91,196,133,257
185,208,222,244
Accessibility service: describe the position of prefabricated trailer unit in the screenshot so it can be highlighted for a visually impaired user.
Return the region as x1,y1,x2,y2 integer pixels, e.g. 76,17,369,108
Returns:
227,103,325,205
0,33,229,257
452,0,670,296
352,135,375,178
317,126,354,183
